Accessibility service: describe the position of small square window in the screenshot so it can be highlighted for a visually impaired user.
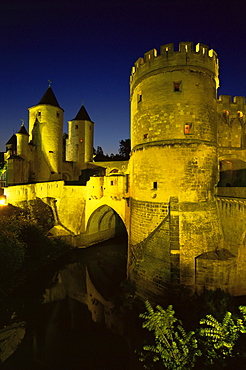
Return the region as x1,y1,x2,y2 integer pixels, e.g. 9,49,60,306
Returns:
173,81,181,92
37,111,41,117
110,180,114,186
153,181,158,190
184,123,192,134
143,133,148,139
75,125,78,129
137,93,142,103
56,112,60,118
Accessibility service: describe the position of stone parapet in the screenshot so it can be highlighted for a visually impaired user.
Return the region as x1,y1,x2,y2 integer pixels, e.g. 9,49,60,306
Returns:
130,42,218,91
216,187,246,199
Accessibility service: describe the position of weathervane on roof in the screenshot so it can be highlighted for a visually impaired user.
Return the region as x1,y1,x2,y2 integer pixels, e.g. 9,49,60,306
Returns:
20,119,25,127
48,79,52,87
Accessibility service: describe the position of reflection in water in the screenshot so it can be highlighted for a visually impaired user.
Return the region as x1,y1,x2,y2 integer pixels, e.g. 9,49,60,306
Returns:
33,299,130,369
2,236,131,369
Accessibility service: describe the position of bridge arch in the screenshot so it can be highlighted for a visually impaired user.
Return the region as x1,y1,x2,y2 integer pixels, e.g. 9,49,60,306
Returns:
219,153,246,164
218,157,246,187
85,204,127,245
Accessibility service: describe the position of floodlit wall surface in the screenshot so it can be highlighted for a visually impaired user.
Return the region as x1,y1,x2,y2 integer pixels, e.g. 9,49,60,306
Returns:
3,41,246,303
29,104,64,182
128,42,224,299
216,196,246,295
4,179,129,243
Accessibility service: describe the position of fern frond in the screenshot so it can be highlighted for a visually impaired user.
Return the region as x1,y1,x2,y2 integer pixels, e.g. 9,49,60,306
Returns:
140,301,201,369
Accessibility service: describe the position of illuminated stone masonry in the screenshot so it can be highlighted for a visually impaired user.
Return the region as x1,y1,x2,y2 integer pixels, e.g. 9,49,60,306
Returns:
3,41,246,303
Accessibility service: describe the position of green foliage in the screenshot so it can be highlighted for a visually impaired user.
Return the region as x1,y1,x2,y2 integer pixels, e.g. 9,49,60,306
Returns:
0,216,27,296
139,301,246,369
199,305,246,366
0,209,73,328
93,139,130,161
200,312,242,362
139,301,201,369
118,139,131,159
0,211,72,299
238,305,246,329
20,222,71,270
0,152,5,169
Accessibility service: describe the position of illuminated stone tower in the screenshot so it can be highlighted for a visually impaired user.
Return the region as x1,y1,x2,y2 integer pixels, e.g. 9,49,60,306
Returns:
28,86,64,182
16,123,29,160
129,42,223,301
66,104,94,178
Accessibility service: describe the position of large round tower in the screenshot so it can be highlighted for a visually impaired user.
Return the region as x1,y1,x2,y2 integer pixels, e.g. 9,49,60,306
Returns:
129,42,223,302
28,86,64,182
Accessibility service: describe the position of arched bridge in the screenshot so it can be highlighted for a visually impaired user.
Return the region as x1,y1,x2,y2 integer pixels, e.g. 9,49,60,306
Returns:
4,174,130,247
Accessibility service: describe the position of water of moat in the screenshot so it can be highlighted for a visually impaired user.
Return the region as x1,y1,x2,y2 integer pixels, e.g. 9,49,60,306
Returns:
2,235,138,370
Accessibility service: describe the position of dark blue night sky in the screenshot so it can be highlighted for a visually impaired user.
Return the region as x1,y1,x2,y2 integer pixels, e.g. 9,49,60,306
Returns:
1,0,246,154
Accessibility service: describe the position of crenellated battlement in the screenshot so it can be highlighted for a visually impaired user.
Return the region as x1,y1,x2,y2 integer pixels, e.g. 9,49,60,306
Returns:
130,42,219,88
217,95,246,114
217,95,246,149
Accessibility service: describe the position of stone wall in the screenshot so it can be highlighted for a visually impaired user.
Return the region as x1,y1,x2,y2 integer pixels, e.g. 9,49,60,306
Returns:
216,196,246,295
129,215,171,304
195,250,237,294
130,198,168,245
4,179,129,246
179,200,224,288
216,197,246,254
217,95,246,149
130,143,217,204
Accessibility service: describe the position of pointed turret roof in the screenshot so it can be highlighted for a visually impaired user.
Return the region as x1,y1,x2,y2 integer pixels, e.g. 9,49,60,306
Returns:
17,125,29,136
72,104,91,121
38,86,61,108
6,134,17,146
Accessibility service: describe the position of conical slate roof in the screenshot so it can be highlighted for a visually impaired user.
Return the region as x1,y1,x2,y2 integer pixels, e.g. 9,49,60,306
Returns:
72,104,91,121
38,86,61,108
17,125,29,136
6,134,17,146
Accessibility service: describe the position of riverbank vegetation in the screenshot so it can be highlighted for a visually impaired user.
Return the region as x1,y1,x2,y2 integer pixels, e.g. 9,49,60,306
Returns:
116,280,246,369
138,295,246,369
0,205,73,328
